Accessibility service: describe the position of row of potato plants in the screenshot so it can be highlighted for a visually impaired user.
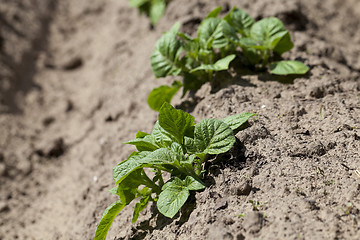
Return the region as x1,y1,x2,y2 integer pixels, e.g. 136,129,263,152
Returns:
148,6,308,111
95,5,308,240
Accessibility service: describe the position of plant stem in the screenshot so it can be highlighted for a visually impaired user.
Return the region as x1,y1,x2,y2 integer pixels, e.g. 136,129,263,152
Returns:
208,70,213,82
156,169,165,187
141,171,162,194
262,49,270,69
220,47,226,58
194,161,202,175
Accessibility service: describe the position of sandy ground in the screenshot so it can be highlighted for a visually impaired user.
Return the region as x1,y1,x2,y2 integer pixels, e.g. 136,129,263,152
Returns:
0,0,359,239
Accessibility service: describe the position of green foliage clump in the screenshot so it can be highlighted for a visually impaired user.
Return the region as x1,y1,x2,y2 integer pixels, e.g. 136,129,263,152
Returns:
148,6,309,111
129,0,170,26
94,102,255,240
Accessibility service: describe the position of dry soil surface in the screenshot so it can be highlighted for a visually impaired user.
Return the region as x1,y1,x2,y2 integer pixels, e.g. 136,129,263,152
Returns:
0,0,359,239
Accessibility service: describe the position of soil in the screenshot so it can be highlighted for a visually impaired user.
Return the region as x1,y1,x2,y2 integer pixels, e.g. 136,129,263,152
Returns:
0,0,359,239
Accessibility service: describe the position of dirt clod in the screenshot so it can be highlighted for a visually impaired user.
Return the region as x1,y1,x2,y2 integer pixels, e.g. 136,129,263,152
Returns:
215,199,228,211
62,57,83,71
0,202,10,213
47,138,66,158
231,179,252,196
243,212,264,234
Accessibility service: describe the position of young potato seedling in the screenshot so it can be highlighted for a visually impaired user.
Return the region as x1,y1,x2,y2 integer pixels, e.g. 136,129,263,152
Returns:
225,8,308,74
94,103,255,240
129,0,170,26
148,6,309,111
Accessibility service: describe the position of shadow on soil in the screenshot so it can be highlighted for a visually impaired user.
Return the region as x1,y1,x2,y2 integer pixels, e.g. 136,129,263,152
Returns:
175,59,309,113
0,0,58,114
126,193,197,240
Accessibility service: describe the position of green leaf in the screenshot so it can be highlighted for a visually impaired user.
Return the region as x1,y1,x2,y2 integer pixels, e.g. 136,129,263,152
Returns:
113,148,175,184
184,176,206,190
186,154,197,165
190,54,236,73
124,134,160,151
269,60,309,75
151,22,183,78
147,81,182,111
179,34,198,54
273,32,293,55
206,6,222,18
169,142,187,166
129,0,148,7
138,3,151,16
250,17,288,50
149,0,166,25
224,7,255,36
152,121,175,147
198,18,229,49
242,47,262,65
178,32,193,42
158,102,195,144
108,186,118,195
136,131,149,138
184,125,195,138
157,176,205,218
195,152,207,161
132,195,151,223
182,73,205,95
237,37,260,48
184,136,197,154
222,21,239,43
127,151,142,160
234,37,263,65
157,178,190,218
194,119,235,154
116,169,144,204
221,112,256,132
171,142,185,156
149,147,181,164
94,201,125,240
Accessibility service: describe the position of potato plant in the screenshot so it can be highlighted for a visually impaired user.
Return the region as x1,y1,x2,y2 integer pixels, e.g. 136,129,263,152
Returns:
129,0,170,26
148,6,309,111
94,103,255,240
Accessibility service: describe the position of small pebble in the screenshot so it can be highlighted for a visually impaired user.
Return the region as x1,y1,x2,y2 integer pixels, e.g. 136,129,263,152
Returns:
215,199,228,211
243,211,264,233
0,201,9,213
